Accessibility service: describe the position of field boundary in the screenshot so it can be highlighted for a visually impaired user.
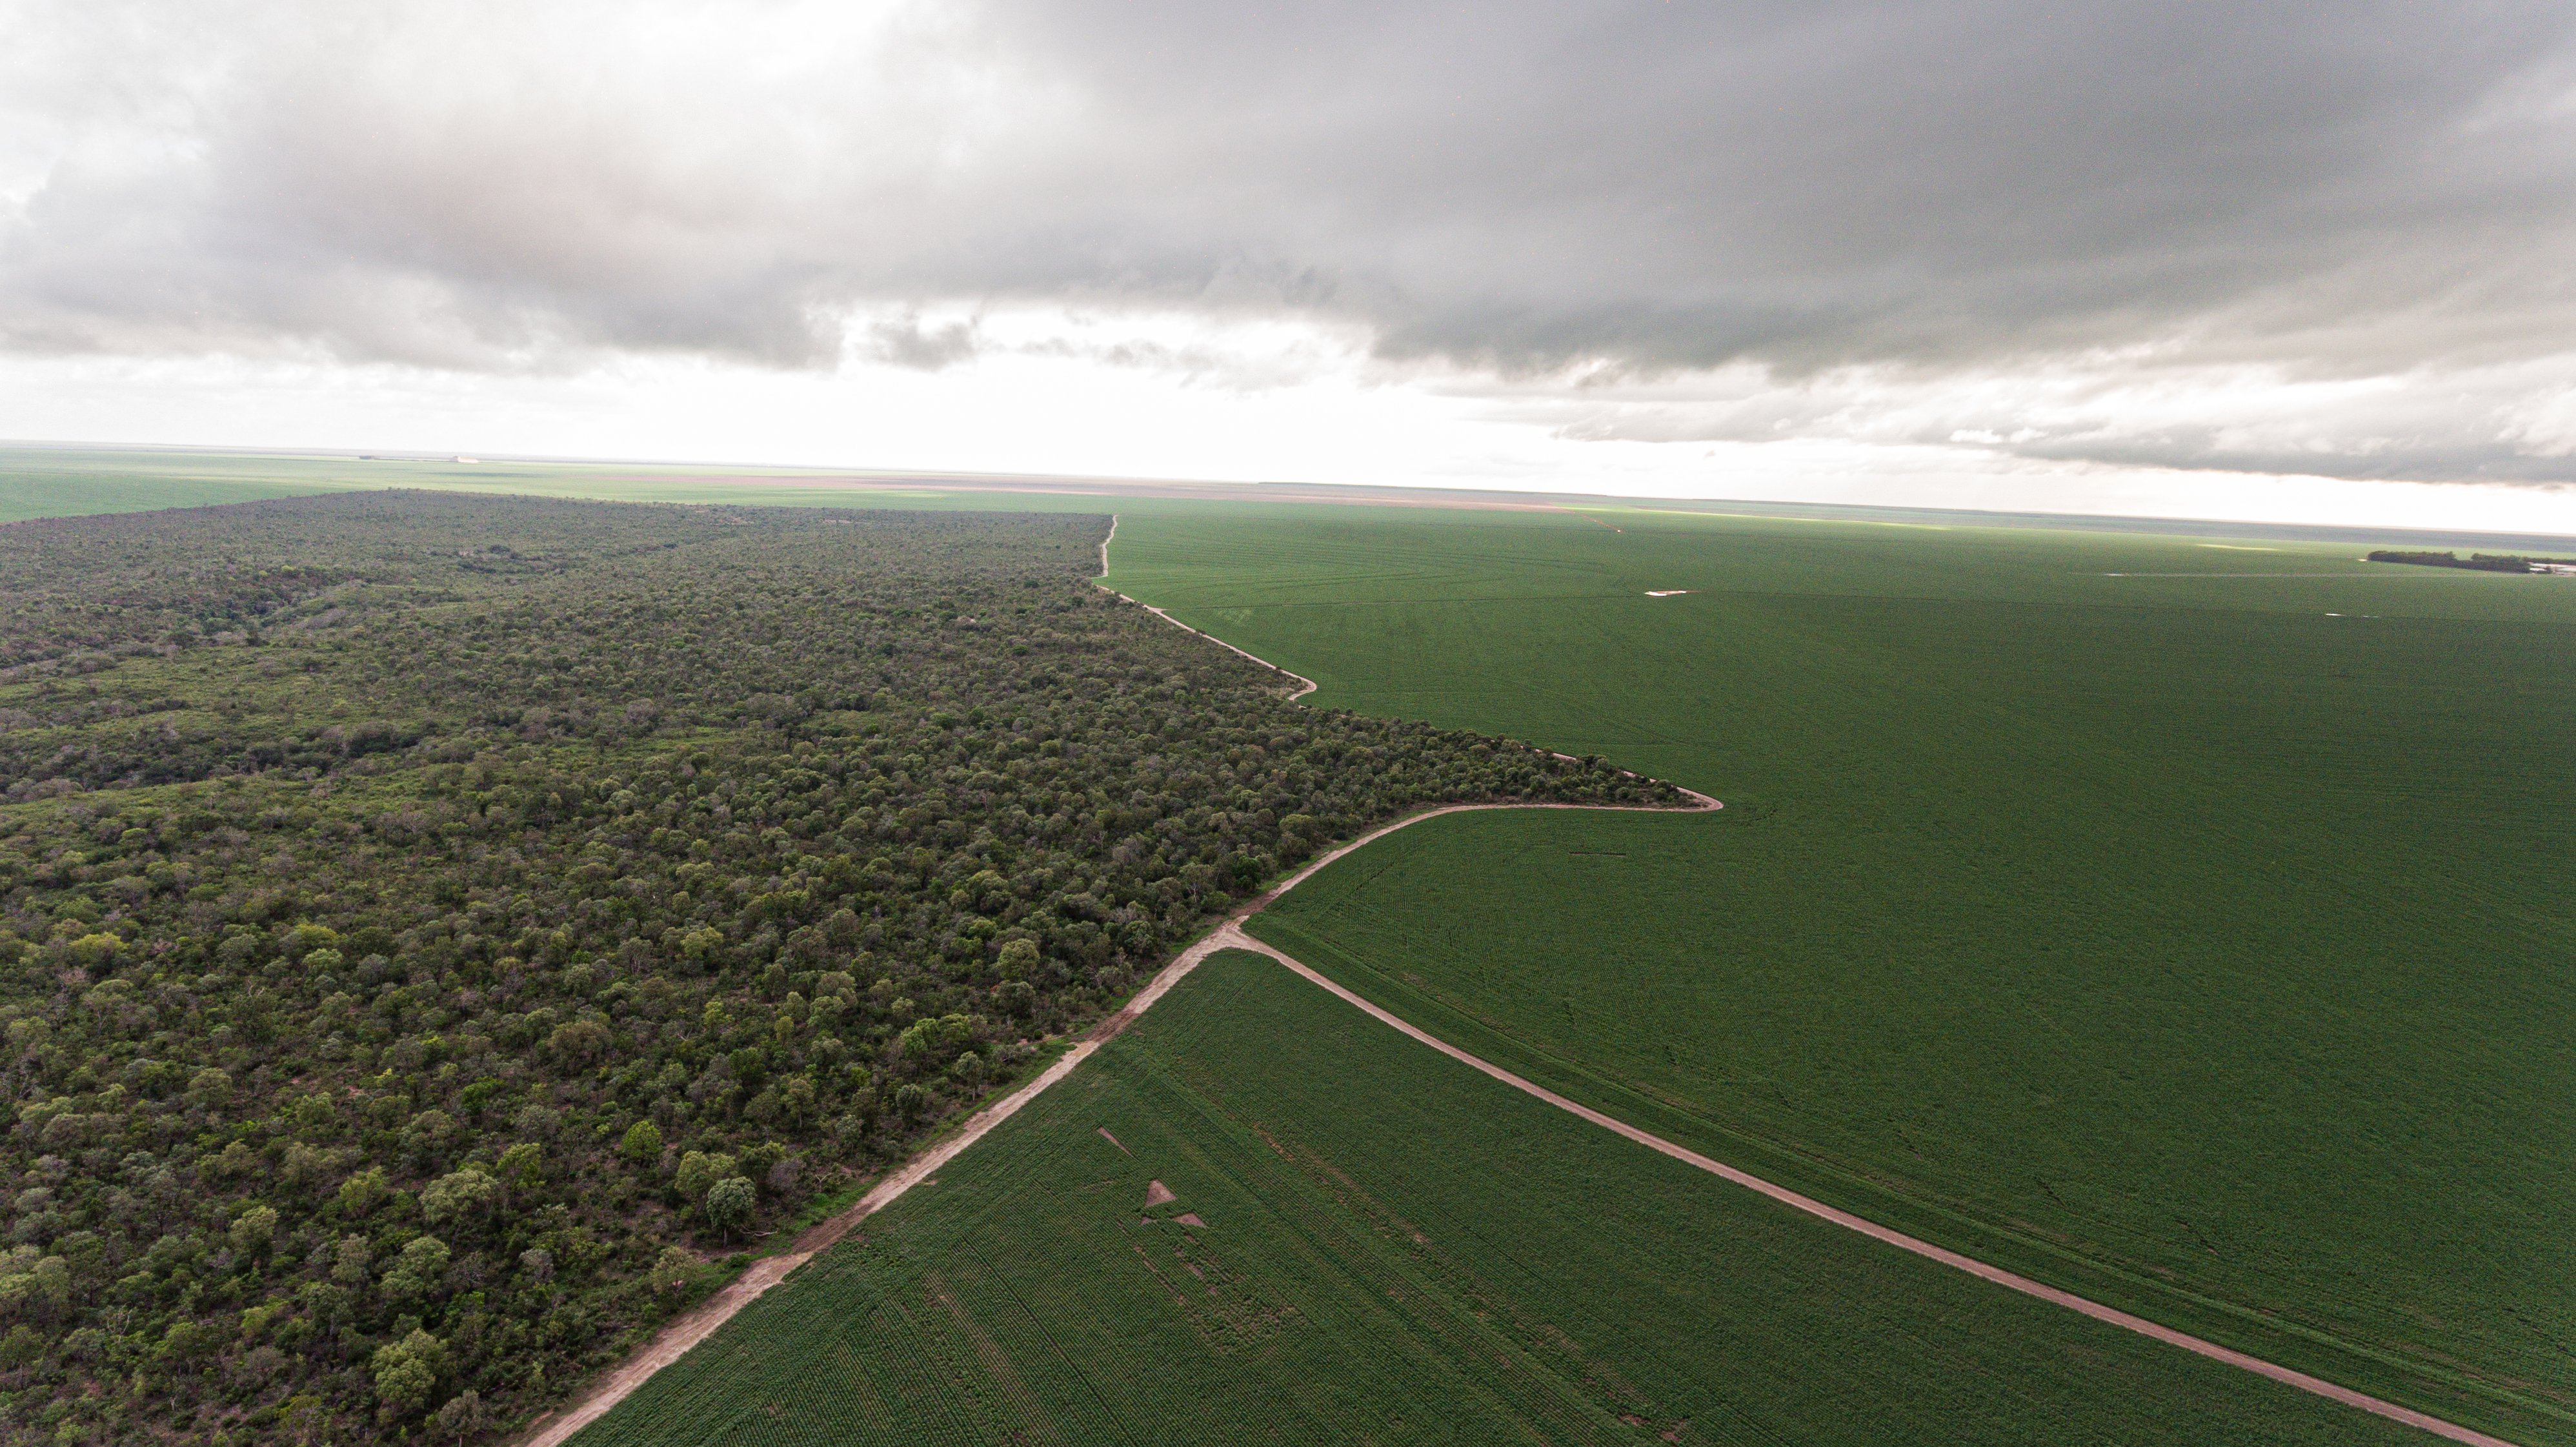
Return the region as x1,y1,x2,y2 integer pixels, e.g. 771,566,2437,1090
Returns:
515,916,1245,1447
1096,513,1318,700
1100,584,1320,700
514,514,1711,1444
537,514,2505,1447
1095,521,2512,1446
521,798,1720,1447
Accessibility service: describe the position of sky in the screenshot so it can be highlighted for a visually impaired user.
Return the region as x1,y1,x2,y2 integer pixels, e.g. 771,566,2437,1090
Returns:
6,0,2576,531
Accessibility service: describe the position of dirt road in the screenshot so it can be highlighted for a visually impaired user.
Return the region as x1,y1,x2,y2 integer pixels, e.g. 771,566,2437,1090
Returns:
1221,924,2513,1446
1100,587,1319,700
525,529,2499,1447
516,520,1703,1445
516,787,1713,1446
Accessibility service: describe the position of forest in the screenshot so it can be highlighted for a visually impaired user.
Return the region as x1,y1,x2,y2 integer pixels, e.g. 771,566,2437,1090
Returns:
2364,548,2576,572
0,491,1679,1444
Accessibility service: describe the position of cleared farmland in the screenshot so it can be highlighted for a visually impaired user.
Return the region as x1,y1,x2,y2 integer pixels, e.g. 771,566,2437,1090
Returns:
1100,507,2576,1444
574,950,2432,1446
20,457,2565,1438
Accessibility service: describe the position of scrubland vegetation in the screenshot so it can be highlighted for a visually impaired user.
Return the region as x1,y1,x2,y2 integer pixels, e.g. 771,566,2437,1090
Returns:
2366,547,2576,572
0,492,1671,1444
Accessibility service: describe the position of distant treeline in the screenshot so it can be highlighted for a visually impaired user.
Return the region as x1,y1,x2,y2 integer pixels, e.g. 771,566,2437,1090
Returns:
2365,549,2576,572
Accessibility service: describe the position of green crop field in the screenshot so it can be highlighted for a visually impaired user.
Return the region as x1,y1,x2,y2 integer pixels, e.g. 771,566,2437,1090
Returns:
577,949,2430,1446
1098,507,2576,1442
0,452,345,521
13,452,2566,1440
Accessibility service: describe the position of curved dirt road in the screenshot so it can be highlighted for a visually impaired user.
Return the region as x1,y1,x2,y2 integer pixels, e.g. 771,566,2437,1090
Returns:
1096,513,1317,699
521,793,1715,1447
1100,585,1319,700
528,518,2501,1447
1220,923,2511,1446
514,529,1707,1446
1110,556,2504,1445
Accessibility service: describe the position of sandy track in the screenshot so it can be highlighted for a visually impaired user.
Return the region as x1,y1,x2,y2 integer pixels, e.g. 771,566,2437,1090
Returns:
514,1030,1111,1446
519,932,1232,1445
1093,531,2503,1443
1100,585,1319,700
529,929,1263,1447
537,789,2504,1447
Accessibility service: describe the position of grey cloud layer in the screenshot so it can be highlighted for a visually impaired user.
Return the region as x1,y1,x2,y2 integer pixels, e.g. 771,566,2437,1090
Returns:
5,0,2574,478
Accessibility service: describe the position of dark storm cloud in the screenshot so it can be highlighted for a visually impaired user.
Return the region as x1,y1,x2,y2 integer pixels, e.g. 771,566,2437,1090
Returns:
983,1,2576,372
5,0,2575,477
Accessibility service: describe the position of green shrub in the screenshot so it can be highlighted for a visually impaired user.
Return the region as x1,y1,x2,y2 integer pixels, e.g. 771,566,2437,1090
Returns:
703,1177,756,1240
370,1329,449,1416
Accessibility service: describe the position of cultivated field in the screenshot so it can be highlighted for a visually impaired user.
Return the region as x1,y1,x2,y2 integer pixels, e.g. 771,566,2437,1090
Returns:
12,457,2565,1442
576,949,2427,1446
1103,507,2576,1442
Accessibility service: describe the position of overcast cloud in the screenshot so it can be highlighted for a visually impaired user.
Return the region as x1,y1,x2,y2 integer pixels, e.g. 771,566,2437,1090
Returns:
5,0,2575,487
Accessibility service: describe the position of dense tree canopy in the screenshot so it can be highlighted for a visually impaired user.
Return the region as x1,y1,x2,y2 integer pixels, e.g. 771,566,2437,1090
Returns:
0,492,1679,1444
